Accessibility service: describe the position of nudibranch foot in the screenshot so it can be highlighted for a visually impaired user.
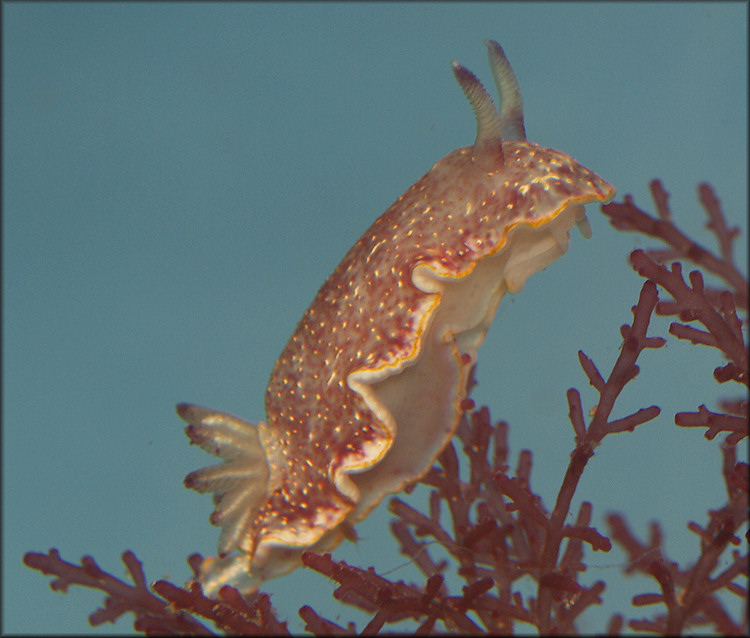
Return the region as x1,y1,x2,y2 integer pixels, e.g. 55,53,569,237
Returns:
179,40,616,597
194,522,348,596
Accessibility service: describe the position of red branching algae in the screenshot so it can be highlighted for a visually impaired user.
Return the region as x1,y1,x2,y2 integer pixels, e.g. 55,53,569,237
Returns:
24,180,748,634
601,180,747,309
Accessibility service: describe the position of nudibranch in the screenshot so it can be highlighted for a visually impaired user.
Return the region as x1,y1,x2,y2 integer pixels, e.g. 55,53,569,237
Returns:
178,41,615,595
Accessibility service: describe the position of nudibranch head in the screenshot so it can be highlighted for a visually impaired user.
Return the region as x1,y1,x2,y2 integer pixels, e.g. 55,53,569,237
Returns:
178,41,615,595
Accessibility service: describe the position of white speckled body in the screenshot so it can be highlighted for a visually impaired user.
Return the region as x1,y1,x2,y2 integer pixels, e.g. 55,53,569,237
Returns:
178,41,615,595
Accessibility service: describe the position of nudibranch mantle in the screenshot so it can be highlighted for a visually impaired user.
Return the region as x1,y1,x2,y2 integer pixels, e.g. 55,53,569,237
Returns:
178,41,615,595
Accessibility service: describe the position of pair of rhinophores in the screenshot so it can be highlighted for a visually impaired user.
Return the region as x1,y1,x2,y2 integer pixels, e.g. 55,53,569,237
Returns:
177,41,615,595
